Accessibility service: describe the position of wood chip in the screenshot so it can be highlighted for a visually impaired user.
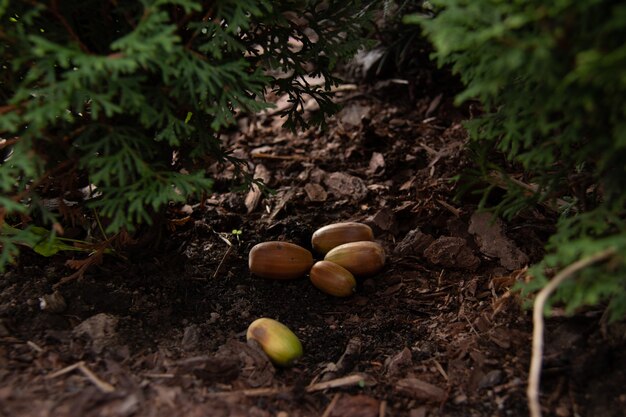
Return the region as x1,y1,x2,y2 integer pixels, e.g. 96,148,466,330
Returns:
396,377,446,402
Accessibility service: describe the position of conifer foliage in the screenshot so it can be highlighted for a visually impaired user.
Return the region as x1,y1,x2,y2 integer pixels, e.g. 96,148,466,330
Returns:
411,0,626,319
0,0,372,269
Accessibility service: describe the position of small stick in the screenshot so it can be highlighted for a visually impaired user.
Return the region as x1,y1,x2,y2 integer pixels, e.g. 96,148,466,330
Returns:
27,341,44,353
0,137,19,149
431,359,449,381
46,361,115,393
528,247,616,417
47,361,82,379
379,400,387,417
306,374,366,392
143,373,176,379
464,315,481,337
488,171,569,212
207,374,368,398
437,199,461,217
78,362,115,393
212,245,233,279
251,152,308,161
320,394,340,417
207,386,290,397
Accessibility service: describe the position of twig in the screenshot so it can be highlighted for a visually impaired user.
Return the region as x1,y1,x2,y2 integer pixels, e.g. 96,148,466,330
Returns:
207,386,289,397
77,362,115,393
320,393,340,417
47,361,82,378
487,171,569,212
307,374,366,392
207,374,368,398
0,137,19,150
437,199,461,217
49,0,90,53
184,8,215,49
379,399,387,417
47,361,115,393
142,373,175,379
320,336,361,382
251,152,309,161
27,341,44,353
0,104,18,115
463,314,481,337
528,247,616,417
212,245,233,279
431,359,449,381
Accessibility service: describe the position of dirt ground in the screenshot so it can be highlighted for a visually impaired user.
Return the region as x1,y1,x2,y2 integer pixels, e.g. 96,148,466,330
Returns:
1,68,626,417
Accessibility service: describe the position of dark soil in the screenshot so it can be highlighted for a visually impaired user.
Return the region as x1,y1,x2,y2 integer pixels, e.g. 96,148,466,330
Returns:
2,75,625,417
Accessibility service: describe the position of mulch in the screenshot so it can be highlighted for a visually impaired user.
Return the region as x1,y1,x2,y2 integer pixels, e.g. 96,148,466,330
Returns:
1,73,625,417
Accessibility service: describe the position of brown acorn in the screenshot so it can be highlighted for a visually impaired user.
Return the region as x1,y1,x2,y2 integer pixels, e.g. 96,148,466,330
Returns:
309,260,356,297
248,241,314,279
324,241,385,277
311,222,374,254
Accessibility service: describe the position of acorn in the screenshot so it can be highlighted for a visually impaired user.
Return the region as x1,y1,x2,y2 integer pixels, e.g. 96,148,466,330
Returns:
324,241,385,277
311,222,374,254
248,241,314,279
309,260,356,297
246,318,303,366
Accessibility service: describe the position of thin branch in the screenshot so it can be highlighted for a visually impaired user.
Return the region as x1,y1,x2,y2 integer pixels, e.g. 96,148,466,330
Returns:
77,362,115,393
488,171,570,213
0,137,19,150
0,104,19,115
528,247,617,417
49,0,90,53
46,360,115,393
320,394,340,417
379,400,387,417
212,245,233,279
9,159,74,204
206,374,368,398
184,7,215,50
307,374,366,392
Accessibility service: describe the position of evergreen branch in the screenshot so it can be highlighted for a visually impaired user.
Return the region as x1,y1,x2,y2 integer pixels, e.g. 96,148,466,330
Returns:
1,0,373,271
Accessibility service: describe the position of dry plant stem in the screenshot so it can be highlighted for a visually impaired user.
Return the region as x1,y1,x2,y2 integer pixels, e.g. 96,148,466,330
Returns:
528,247,616,417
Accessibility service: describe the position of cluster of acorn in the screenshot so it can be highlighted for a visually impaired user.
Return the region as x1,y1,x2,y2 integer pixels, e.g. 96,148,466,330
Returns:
246,222,385,366
248,222,385,296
